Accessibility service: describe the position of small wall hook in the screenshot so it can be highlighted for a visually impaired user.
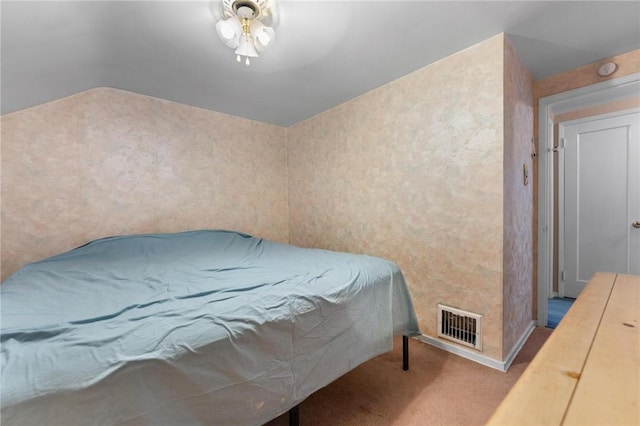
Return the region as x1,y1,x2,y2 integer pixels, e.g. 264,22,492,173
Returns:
531,137,537,159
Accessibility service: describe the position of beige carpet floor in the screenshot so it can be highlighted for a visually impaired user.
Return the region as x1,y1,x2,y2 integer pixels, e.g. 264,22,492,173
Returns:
266,327,552,426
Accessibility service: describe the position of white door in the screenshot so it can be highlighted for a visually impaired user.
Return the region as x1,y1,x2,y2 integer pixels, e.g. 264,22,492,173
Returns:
562,110,640,298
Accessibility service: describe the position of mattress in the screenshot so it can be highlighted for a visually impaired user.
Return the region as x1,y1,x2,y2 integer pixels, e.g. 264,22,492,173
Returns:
1,230,419,425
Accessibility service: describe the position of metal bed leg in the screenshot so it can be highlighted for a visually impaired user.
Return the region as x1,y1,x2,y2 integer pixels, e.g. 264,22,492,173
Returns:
287,338,406,425
289,404,299,426
403,335,409,371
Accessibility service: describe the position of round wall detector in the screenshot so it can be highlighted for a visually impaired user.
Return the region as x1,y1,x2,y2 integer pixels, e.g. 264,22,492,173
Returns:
597,62,618,77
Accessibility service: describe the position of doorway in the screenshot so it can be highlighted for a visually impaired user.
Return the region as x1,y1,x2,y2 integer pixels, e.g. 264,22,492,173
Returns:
559,110,640,298
537,72,640,327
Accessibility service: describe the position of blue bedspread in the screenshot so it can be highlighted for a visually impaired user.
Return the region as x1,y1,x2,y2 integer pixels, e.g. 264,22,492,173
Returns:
1,230,419,425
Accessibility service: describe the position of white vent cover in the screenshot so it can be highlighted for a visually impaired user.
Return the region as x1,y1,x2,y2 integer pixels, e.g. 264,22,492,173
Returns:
438,304,482,351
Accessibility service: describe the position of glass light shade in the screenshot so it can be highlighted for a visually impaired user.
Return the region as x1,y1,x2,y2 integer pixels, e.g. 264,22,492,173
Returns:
250,20,275,51
215,18,241,48
219,23,235,39
235,34,259,58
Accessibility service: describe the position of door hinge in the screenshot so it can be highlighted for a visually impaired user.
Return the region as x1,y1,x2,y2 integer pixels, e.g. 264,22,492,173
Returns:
561,270,565,281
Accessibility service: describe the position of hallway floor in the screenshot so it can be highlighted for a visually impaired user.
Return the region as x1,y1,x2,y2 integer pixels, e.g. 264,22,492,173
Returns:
547,297,575,329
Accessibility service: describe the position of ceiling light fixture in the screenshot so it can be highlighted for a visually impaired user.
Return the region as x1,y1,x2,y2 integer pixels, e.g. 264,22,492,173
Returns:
214,0,278,66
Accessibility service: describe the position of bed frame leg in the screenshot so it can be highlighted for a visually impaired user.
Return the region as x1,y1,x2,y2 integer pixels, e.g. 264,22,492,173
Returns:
289,404,299,426
403,335,409,371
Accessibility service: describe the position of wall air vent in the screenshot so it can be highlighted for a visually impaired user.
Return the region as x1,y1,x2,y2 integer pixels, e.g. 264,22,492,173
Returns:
437,304,482,351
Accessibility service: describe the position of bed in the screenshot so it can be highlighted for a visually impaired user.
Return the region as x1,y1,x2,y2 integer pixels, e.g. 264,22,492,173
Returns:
1,229,419,425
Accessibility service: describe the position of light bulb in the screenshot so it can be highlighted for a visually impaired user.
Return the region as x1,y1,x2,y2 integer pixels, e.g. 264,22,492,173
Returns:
245,57,250,66
236,54,241,62
237,6,254,19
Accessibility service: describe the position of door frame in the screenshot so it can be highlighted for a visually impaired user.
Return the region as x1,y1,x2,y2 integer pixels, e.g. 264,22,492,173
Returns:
536,72,640,327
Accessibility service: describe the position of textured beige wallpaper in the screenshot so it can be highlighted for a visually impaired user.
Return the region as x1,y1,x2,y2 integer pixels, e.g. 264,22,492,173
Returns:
2,34,537,364
288,35,506,360
0,88,289,280
502,37,534,359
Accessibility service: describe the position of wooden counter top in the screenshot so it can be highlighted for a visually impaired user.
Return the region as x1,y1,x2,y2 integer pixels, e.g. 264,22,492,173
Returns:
488,272,639,425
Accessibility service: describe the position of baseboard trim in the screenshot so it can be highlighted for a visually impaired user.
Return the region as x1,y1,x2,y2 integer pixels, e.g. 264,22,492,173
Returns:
502,320,536,371
414,320,536,372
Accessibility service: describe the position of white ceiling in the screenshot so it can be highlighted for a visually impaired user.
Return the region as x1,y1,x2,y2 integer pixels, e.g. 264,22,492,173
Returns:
2,1,639,126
